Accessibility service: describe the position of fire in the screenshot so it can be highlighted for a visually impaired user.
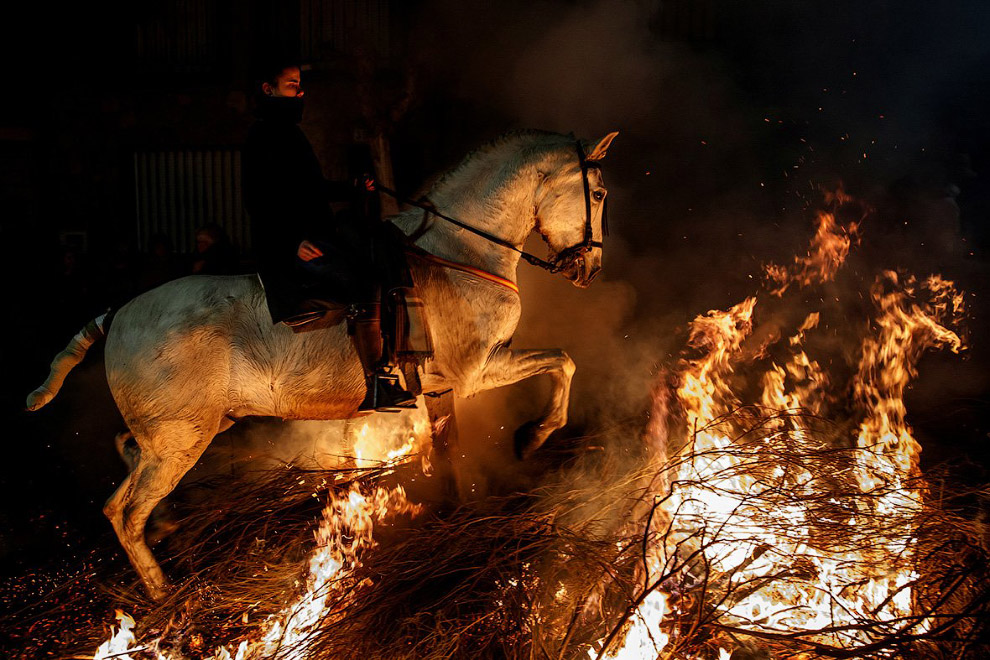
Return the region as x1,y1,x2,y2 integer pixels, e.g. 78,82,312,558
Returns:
226,482,421,659
91,432,423,660
853,272,964,486
83,186,974,658
602,192,965,658
765,187,862,296
94,610,143,660
351,412,431,469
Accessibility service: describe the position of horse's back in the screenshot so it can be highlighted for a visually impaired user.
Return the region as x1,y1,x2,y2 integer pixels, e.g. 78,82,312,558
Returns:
116,274,265,327
105,274,364,426
105,275,267,429
107,275,267,362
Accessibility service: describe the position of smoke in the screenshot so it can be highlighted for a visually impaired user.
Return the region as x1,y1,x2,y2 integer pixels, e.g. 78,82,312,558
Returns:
404,0,990,487
406,0,755,484
22,0,986,504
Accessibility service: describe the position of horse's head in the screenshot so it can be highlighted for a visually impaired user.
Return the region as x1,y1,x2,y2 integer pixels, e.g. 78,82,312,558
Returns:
534,131,618,288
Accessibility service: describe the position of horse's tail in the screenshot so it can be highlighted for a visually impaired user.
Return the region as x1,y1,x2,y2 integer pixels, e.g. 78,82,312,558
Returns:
26,311,113,411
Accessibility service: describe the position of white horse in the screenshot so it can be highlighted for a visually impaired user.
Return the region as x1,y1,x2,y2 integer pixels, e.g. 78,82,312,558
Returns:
26,129,617,600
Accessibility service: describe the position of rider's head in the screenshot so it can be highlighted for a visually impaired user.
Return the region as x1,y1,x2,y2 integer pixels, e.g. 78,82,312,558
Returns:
260,64,303,98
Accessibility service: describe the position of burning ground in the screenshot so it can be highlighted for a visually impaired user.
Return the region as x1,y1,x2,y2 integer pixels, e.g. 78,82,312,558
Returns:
3,189,989,659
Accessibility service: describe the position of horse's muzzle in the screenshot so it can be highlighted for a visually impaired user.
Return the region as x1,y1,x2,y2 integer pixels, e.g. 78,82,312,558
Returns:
561,252,602,288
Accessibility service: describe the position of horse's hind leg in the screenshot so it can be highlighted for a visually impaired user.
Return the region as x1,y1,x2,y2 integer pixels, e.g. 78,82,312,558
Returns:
113,430,181,545
103,421,215,601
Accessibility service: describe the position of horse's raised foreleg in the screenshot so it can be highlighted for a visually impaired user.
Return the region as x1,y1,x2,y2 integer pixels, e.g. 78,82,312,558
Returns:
478,347,576,459
423,390,462,501
103,420,216,601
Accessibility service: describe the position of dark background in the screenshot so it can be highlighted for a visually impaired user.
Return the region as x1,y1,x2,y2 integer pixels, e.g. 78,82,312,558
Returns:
1,0,988,599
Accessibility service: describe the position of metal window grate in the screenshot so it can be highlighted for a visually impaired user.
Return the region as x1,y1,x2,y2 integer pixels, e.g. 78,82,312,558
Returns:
134,0,219,73
133,149,249,254
300,0,391,60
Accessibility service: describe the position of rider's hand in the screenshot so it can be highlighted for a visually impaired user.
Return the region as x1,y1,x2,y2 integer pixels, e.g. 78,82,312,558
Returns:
297,240,324,261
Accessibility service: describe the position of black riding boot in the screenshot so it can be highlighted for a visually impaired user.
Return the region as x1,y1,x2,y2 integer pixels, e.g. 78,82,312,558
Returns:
351,314,416,412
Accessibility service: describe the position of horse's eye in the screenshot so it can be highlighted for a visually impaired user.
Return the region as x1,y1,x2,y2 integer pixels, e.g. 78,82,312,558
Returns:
593,190,606,202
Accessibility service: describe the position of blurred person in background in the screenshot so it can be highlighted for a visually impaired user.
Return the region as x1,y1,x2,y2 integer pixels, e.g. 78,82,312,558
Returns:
190,223,238,275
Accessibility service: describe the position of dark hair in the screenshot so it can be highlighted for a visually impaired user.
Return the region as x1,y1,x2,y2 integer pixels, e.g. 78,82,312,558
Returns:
252,56,301,89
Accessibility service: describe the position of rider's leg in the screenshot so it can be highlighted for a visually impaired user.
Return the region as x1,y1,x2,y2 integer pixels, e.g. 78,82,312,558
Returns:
351,304,415,412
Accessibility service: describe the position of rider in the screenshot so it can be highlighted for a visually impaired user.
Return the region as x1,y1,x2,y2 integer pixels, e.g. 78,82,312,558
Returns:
242,60,415,412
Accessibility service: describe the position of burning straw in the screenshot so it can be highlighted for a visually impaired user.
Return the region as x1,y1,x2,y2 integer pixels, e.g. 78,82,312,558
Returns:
12,188,989,659
117,414,986,660
69,412,990,660
596,411,990,659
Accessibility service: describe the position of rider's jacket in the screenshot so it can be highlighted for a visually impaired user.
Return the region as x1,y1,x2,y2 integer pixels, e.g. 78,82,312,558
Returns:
242,95,339,276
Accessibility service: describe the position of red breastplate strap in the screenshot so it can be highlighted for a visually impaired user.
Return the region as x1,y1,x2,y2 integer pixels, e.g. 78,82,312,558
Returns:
411,250,519,294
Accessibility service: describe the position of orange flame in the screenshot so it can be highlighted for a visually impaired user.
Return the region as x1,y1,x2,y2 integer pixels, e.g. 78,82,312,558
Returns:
765,187,863,296
93,610,140,660
91,434,423,660
245,482,421,659
605,193,965,657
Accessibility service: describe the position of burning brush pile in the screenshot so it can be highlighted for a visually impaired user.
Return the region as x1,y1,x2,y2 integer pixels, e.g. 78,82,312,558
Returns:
9,190,990,659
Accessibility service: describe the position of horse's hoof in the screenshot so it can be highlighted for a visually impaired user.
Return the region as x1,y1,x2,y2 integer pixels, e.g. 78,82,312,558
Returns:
513,421,545,460
146,581,172,603
25,388,52,412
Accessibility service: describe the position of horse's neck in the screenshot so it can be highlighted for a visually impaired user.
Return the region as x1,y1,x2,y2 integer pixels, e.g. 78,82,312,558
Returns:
391,140,543,283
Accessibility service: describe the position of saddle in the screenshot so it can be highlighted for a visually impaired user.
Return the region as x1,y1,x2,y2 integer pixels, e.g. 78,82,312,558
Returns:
259,224,433,360
276,291,432,360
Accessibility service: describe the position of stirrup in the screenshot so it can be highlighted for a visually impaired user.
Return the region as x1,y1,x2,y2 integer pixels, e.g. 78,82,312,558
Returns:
359,372,417,413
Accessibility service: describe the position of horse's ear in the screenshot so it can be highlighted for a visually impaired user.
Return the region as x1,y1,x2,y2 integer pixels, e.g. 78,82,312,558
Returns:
585,131,619,161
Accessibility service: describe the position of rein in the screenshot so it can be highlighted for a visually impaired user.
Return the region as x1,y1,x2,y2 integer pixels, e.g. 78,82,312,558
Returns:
375,141,603,275
375,182,559,272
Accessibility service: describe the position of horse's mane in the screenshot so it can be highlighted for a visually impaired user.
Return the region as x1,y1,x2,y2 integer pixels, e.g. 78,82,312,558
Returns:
428,129,574,192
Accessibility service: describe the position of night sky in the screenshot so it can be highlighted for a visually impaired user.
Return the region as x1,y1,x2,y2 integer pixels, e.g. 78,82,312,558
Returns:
1,0,989,625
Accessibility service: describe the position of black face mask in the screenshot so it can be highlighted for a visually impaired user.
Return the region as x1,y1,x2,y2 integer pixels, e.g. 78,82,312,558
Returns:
258,95,305,124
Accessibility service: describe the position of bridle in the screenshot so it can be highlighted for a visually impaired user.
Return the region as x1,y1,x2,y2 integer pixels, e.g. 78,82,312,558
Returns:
376,141,605,275
548,141,607,274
